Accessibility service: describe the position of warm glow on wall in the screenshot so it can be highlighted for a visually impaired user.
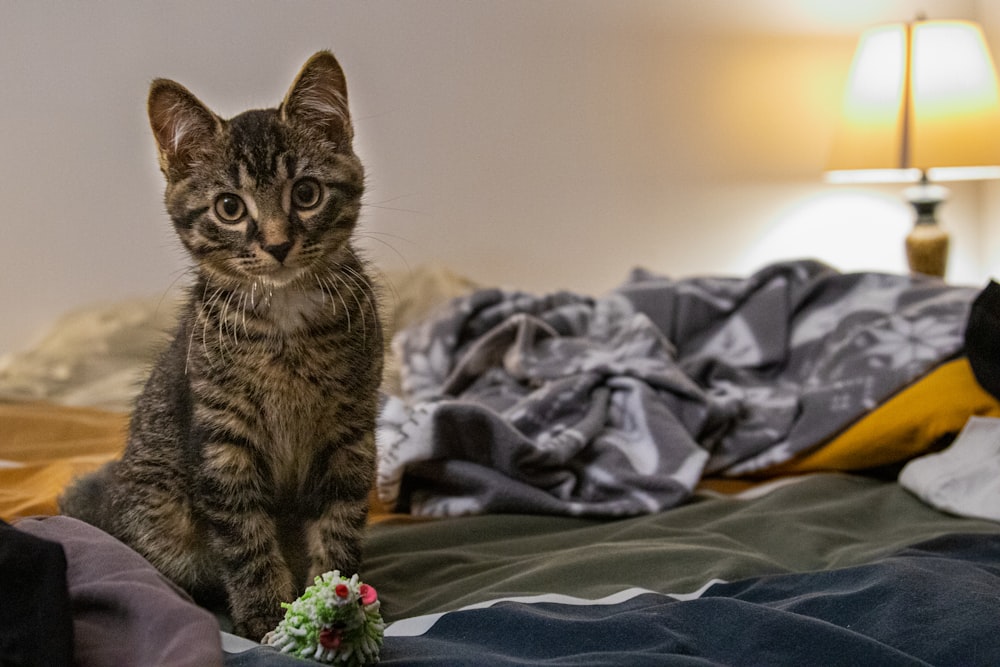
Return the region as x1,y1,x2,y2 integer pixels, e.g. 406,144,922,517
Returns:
735,191,911,276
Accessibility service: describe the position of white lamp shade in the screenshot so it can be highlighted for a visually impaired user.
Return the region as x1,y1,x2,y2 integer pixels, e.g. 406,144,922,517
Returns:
826,20,1000,183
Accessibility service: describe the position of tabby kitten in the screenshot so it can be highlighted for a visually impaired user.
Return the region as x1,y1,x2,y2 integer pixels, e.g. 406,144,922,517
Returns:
59,51,383,640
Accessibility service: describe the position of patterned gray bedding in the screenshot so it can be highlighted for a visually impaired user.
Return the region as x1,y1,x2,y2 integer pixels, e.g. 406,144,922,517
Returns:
378,260,978,517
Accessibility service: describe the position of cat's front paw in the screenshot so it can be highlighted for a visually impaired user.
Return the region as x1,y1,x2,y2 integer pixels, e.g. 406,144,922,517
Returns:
235,614,283,643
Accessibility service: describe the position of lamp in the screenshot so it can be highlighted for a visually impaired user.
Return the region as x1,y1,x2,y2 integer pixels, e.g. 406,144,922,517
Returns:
826,18,1000,278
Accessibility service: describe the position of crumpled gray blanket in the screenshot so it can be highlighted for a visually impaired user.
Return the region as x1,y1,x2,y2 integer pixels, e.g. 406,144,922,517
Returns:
377,260,977,518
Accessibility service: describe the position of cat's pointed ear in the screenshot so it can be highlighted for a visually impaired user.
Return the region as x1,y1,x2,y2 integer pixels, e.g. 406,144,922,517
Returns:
147,79,221,179
280,51,353,150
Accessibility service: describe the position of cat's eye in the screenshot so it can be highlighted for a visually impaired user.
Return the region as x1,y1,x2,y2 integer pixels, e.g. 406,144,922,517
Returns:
291,178,322,210
214,194,246,223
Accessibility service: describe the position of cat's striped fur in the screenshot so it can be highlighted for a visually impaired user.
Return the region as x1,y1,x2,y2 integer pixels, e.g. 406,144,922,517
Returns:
59,52,383,640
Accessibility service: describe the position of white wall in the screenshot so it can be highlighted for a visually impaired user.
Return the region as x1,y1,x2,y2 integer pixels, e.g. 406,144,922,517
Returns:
976,0,1000,280
0,0,991,355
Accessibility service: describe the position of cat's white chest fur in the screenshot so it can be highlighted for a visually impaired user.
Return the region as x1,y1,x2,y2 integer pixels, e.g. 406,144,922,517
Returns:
263,287,325,334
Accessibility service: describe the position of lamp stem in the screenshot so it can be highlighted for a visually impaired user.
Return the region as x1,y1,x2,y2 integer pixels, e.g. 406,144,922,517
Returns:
903,172,950,277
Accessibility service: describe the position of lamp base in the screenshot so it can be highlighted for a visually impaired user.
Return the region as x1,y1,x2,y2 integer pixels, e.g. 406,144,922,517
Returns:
905,224,949,277
903,178,950,278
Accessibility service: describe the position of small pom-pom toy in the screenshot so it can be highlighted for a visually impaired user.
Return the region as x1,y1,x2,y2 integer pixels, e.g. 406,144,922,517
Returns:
264,571,384,665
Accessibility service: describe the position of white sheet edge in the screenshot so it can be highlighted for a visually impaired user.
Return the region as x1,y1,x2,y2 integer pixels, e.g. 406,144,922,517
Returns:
385,578,728,638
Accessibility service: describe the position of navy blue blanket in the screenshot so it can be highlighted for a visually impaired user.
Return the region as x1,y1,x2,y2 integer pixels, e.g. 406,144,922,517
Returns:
377,533,1000,666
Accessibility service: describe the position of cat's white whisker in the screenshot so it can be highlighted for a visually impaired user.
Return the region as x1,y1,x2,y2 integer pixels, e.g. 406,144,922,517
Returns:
239,291,250,338
185,279,212,375
216,300,232,366
200,288,223,369
354,230,412,270
212,287,233,362
223,288,239,345
336,268,369,345
315,275,336,314
185,320,197,376
342,263,379,318
344,264,382,349
322,271,350,333
371,266,401,313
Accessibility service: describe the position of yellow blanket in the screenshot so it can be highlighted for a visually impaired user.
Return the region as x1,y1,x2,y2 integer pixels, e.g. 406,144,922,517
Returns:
767,358,1000,475
0,402,126,520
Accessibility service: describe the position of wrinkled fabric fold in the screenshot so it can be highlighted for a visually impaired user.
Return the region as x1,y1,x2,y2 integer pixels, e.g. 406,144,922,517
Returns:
378,261,977,517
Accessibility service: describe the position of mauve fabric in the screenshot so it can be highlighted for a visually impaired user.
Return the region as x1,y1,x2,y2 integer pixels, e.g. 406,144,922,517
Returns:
15,515,224,667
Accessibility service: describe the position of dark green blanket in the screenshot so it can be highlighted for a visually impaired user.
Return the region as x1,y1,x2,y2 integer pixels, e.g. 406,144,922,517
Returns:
365,474,1000,622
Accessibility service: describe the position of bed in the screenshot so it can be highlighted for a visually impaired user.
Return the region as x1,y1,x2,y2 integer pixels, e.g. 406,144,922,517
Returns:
2,260,999,666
